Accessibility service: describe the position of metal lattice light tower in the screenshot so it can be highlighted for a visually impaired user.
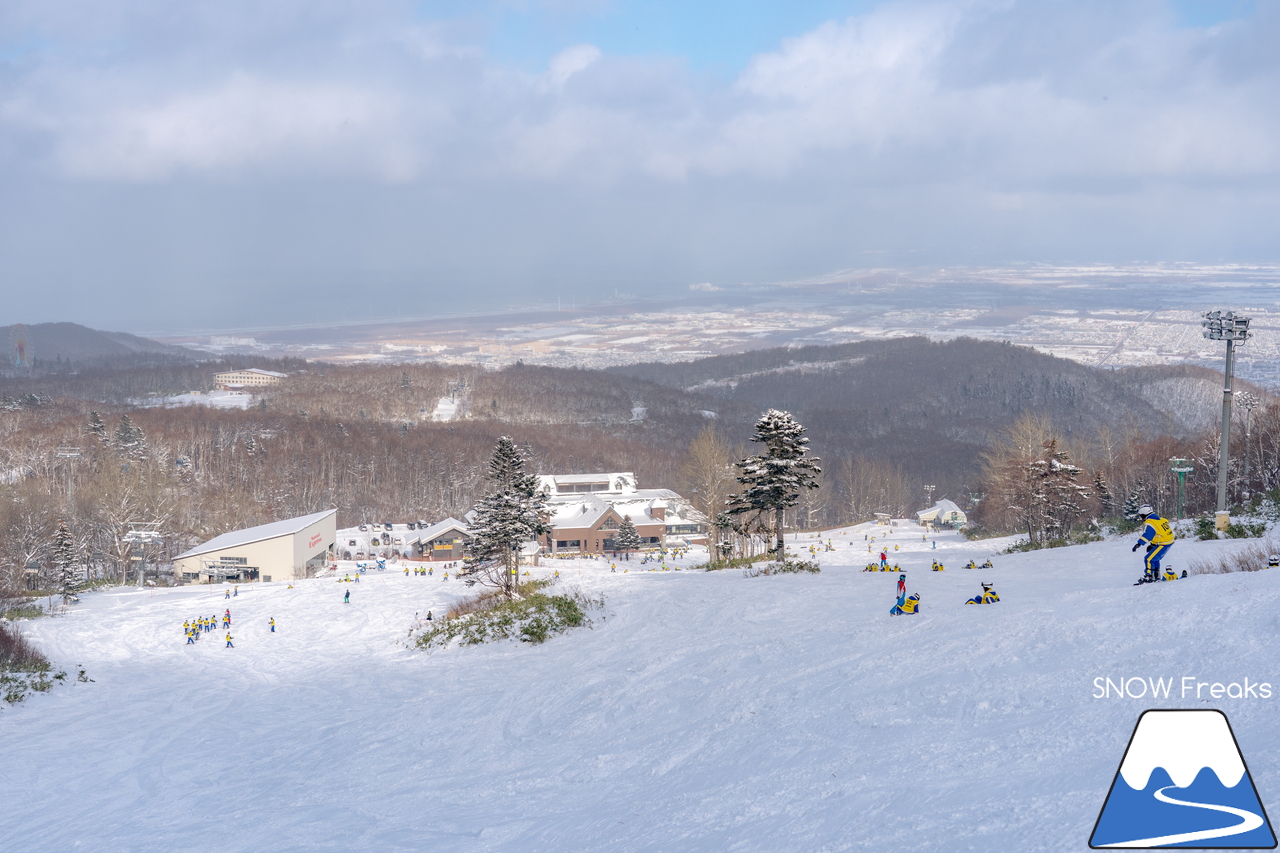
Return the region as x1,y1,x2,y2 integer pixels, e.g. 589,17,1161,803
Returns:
1169,457,1194,521
1202,310,1252,530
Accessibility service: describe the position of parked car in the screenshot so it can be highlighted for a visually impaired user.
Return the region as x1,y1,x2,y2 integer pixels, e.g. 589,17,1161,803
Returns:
358,524,368,532
348,540,357,547
417,520,427,529
405,521,416,530
383,522,393,531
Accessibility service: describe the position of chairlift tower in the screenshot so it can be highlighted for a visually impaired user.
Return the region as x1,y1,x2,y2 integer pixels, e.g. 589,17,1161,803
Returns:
1202,310,1251,530
1169,457,1193,521
55,446,81,509
122,521,163,587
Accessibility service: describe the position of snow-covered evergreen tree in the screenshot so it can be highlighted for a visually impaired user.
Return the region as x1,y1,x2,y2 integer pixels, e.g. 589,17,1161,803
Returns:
728,409,822,555
113,415,147,460
86,411,109,445
614,515,642,559
1123,482,1146,524
465,437,551,597
1093,471,1114,517
52,519,80,605
1033,441,1089,540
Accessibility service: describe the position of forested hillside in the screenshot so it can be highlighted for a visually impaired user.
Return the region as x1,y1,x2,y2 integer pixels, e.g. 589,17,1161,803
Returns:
2,338,1276,592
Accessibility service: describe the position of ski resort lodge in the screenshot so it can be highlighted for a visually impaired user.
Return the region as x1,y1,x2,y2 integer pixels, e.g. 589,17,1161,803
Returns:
173,509,337,583
334,518,473,561
917,499,968,528
537,472,708,555
213,368,287,390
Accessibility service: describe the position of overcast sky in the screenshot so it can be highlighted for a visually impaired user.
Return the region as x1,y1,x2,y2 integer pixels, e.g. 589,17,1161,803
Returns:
1,0,1276,332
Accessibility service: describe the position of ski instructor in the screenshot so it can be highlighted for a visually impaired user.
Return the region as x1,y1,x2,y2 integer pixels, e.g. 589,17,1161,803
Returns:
1132,504,1175,584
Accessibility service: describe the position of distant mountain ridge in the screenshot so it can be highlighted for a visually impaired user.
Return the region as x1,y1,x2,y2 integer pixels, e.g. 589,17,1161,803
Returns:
1,322,206,366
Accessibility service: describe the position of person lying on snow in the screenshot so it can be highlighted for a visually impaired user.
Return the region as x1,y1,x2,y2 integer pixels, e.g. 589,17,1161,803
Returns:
965,582,999,605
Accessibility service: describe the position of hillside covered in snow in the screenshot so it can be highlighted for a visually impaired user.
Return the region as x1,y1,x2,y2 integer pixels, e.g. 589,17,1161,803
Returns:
5,523,1280,852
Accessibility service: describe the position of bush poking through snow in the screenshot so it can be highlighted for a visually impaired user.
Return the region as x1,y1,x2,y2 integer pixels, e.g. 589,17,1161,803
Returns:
0,621,67,705
743,558,821,577
416,581,602,649
1188,537,1280,575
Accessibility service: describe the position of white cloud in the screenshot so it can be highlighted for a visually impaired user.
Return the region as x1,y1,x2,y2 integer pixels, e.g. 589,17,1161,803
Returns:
546,44,601,88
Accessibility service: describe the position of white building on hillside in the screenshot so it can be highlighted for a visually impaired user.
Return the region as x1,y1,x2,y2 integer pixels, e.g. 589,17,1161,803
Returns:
174,509,337,583
536,472,707,554
917,499,967,528
213,368,287,390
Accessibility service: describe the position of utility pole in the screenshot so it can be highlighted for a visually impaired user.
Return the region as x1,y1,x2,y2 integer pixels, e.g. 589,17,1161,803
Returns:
1202,310,1251,531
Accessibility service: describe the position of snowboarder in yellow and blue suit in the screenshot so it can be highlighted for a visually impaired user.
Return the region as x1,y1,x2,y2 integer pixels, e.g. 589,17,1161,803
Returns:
1132,504,1175,584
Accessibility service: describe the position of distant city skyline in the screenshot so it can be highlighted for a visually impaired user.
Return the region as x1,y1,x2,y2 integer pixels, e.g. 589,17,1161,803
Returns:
1,0,1278,331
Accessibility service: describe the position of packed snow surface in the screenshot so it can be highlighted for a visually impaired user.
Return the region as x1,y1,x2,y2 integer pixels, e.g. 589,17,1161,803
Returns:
5,524,1280,852
431,396,459,421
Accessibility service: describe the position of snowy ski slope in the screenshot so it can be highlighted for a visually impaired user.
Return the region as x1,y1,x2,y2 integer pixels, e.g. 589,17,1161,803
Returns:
4,523,1280,852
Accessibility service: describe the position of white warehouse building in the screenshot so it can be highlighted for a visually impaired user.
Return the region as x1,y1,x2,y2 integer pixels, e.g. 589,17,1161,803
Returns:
174,509,337,584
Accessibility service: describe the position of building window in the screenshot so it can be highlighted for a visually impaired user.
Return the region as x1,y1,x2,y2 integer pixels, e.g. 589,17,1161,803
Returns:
556,540,581,549
263,575,272,583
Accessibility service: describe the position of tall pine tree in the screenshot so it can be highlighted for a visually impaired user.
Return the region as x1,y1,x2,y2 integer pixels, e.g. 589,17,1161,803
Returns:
728,410,822,556
52,519,80,605
614,515,642,559
113,415,147,460
1093,471,1114,517
86,411,109,445
465,437,551,597
1123,480,1146,524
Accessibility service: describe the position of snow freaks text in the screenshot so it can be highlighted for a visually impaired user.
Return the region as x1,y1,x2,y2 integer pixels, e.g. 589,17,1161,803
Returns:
1093,677,1273,700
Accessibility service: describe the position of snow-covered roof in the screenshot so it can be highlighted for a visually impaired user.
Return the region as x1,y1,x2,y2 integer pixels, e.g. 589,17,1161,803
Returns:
176,509,337,560
917,499,965,520
411,517,472,543
216,368,287,378
537,472,637,494
545,490,706,530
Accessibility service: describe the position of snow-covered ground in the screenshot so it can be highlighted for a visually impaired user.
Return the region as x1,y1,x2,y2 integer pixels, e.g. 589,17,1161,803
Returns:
5,523,1280,852
150,390,254,409
431,396,460,421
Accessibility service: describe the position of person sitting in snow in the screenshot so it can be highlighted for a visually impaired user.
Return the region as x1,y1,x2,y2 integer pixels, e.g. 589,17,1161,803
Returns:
1132,504,1175,584
890,590,921,616
965,582,999,605
965,560,977,570
980,559,993,569
931,560,944,572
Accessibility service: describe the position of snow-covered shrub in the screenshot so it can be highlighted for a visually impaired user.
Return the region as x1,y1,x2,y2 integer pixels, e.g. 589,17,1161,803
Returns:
415,582,602,649
743,558,820,577
1188,537,1280,575
0,621,67,705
